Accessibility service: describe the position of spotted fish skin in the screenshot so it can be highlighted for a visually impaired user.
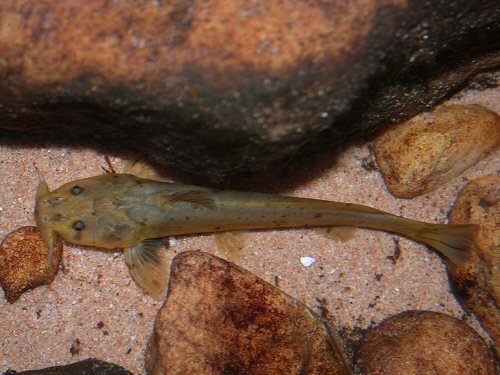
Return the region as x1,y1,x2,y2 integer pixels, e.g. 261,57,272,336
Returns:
35,173,478,296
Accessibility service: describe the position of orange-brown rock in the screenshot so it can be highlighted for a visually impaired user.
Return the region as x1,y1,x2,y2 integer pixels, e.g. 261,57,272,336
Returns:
145,251,351,374
355,310,495,374
447,174,500,356
0,1,499,182
375,105,500,198
0,226,62,303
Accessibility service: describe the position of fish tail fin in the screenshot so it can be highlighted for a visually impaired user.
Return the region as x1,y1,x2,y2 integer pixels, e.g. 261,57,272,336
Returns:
413,223,479,265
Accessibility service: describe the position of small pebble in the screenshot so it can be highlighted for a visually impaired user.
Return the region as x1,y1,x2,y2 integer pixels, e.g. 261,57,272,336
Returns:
300,256,316,267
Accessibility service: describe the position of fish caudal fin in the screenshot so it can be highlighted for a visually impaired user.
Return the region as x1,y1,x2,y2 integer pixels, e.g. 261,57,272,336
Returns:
124,239,169,298
413,223,479,265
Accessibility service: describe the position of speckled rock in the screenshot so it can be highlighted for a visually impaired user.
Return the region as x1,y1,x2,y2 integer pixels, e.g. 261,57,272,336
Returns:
0,226,62,303
447,174,500,356
374,105,500,198
355,310,495,374
145,251,351,374
0,1,499,182
4,358,133,374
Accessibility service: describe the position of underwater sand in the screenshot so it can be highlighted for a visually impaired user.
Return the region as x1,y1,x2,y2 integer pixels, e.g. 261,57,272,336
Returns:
0,84,498,373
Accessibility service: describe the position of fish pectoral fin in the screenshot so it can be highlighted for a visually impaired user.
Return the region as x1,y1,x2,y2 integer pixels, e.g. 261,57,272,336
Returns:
313,226,357,242
125,159,166,181
214,231,249,260
168,190,217,208
123,239,169,298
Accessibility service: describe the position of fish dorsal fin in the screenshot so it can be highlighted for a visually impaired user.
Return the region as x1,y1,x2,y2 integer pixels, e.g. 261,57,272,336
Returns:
168,190,217,208
215,231,248,261
313,226,357,242
123,239,169,298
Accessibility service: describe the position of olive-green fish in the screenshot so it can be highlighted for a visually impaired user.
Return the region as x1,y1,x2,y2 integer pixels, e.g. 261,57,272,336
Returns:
35,173,478,297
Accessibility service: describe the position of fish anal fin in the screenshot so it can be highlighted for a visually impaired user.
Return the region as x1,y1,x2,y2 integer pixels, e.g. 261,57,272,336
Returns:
313,226,357,242
215,231,248,260
123,239,169,298
169,190,217,208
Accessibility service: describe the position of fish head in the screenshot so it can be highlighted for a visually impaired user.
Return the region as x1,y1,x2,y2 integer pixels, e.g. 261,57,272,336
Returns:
35,173,137,252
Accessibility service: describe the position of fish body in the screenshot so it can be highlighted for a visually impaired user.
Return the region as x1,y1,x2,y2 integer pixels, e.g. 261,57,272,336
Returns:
35,173,478,297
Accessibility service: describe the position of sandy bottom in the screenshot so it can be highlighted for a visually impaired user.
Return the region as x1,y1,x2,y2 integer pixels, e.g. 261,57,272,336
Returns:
0,84,498,373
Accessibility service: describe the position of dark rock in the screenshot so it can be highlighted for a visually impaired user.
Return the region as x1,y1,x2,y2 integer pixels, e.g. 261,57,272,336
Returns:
145,251,351,374
4,358,132,375
0,1,499,182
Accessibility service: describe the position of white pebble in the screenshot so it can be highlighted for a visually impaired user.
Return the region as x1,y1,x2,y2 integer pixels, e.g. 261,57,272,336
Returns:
300,256,316,267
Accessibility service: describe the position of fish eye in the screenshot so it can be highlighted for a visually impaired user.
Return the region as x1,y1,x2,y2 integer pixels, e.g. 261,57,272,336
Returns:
72,220,86,232
70,185,84,195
